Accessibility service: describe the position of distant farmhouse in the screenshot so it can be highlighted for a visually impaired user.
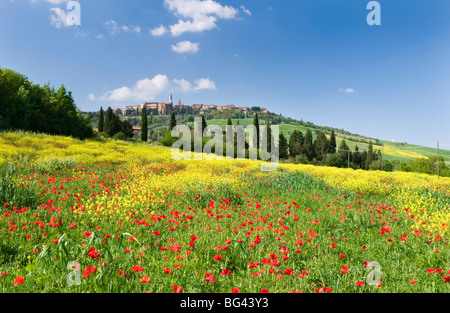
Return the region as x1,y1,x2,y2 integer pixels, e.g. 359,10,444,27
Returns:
112,94,268,117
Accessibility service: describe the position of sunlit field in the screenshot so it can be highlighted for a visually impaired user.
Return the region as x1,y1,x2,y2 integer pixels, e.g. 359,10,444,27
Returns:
0,131,448,293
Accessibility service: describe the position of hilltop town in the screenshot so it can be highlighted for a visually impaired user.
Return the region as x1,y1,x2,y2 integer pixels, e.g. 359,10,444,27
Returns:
112,94,269,117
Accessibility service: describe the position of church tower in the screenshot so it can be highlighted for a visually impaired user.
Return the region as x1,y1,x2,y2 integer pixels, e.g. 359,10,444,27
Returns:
169,93,173,104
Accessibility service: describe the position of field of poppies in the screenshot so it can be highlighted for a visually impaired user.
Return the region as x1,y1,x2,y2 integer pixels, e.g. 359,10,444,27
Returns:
0,131,449,293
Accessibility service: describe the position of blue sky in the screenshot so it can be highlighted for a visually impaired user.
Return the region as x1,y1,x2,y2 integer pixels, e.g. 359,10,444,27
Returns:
1,0,449,148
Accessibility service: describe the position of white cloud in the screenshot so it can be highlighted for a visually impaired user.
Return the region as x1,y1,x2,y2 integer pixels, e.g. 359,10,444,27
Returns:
173,79,193,92
171,40,199,53
339,88,355,93
103,20,141,35
163,0,239,36
91,75,170,102
90,75,217,102
150,25,168,36
173,77,217,91
49,7,71,28
240,5,252,16
104,20,120,35
193,78,217,91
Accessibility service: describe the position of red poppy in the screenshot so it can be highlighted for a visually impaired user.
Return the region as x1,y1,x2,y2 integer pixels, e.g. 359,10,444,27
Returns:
82,266,97,278
260,289,269,293
140,275,151,283
231,288,241,293
409,280,417,284
340,265,349,274
355,281,364,287
284,269,294,275
83,231,92,238
173,284,183,293
131,265,144,272
213,255,223,261
14,277,24,286
220,269,231,276
87,250,100,260
444,276,450,283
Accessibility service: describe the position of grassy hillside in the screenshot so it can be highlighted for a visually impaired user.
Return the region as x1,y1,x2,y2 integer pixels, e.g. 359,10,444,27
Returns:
195,119,446,163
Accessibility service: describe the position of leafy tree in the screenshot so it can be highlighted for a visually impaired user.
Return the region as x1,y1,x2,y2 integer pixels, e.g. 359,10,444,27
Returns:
121,120,134,138
141,106,148,142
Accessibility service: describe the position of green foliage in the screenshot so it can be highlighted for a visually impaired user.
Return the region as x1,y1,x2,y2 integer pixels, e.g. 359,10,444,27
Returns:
279,132,289,159
140,107,148,142
338,139,350,166
253,113,260,149
289,130,304,158
98,107,104,132
0,68,93,139
303,129,315,161
329,130,337,153
169,112,177,131
314,131,329,162
112,132,127,141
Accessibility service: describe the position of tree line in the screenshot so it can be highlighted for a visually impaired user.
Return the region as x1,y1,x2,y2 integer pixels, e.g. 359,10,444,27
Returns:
97,107,135,140
0,68,93,139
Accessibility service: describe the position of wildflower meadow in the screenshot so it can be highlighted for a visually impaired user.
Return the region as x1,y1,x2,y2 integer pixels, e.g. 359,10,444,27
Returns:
0,131,448,293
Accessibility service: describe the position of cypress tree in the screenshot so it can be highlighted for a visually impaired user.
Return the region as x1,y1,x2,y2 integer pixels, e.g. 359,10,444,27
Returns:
104,107,113,136
289,130,304,158
253,112,260,149
279,132,289,159
98,107,104,132
141,106,148,142
366,141,374,169
338,139,350,167
169,111,176,131
303,129,315,161
314,131,329,163
352,145,361,168
227,118,232,126
329,130,337,153
201,115,207,132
